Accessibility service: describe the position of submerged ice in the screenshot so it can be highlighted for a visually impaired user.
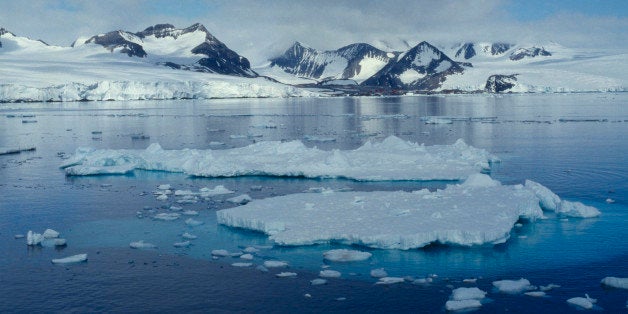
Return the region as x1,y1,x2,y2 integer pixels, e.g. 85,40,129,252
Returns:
60,136,495,181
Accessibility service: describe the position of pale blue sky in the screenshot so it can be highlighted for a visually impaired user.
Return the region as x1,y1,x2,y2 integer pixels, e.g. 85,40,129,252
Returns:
1,0,626,64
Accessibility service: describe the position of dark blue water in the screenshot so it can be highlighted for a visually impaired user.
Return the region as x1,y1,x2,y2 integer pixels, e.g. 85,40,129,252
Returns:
1,94,627,312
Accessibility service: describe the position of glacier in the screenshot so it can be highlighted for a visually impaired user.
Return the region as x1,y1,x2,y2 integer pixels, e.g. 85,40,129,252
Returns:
217,174,550,249
60,136,495,181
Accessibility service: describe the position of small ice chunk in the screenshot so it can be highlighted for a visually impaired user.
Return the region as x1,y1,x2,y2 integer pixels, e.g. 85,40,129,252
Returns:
243,246,260,253
51,253,87,264
311,278,328,285
445,299,482,311
227,194,252,205
173,241,191,248
557,200,601,218
412,278,433,285
463,278,477,283
232,262,252,267
323,249,372,262
319,270,342,278
211,249,230,257
256,265,269,272
182,232,197,240
263,260,288,268
567,294,596,309
130,241,156,249
336,297,346,301
156,194,168,201
51,238,67,246
182,210,199,216
154,213,180,221
240,254,254,260
525,291,546,297
451,287,487,301
185,218,204,226
42,229,60,239
514,223,523,228
174,189,195,196
170,206,183,211
14,234,25,239
492,278,535,294
370,268,388,278
605,198,615,204
376,277,405,285
539,284,561,291
601,277,628,289
26,231,43,246
199,185,235,197
158,184,171,190
276,272,297,278
250,185,263,191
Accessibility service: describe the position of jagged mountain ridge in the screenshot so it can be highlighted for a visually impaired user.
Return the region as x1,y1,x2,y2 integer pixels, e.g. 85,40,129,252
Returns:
268,42,393,82
78,23,256,77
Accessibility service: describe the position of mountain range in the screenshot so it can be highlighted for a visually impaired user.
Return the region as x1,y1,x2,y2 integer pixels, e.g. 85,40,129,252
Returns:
1,23,626,102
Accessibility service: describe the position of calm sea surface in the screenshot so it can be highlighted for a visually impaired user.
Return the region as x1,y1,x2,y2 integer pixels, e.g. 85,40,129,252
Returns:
1,94,627,312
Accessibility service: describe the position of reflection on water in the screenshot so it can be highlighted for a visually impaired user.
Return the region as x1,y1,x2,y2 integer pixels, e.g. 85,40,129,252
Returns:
1,94,627,312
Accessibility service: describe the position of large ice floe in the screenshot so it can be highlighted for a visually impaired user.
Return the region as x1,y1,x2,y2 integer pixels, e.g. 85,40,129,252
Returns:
60,136,495,181
218,174,551,249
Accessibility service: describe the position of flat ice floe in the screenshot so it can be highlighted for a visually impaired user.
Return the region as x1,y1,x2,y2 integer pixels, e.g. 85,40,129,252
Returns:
60,136,495,181
217,174,546,249
601,277,628,289
51,253,88,264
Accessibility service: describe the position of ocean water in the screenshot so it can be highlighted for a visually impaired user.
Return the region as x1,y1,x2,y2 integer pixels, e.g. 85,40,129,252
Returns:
1,94,627,312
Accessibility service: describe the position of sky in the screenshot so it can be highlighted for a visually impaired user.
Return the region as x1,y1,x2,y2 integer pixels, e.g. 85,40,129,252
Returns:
1,0,627,65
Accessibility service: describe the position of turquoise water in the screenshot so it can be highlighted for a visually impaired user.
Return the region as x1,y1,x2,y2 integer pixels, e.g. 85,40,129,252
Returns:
1,94,627,312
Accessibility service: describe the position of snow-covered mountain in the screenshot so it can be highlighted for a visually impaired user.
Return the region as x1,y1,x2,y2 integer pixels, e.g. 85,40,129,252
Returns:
0,26,313,102
451,42,513,60
362,41,465,90
76,23,256,77
259,42,394,84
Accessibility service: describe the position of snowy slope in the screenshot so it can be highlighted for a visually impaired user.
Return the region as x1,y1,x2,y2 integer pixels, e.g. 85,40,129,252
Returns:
0,27,314,102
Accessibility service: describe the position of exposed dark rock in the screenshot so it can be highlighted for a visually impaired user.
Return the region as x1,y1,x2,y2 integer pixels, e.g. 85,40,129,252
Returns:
85,31,147,58
510,47,551,61
485,74,518,93
455,43,476,59
490,43,511,55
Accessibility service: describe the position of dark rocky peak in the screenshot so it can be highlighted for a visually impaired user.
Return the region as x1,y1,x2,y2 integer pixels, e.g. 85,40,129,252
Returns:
86,30,147,58
0,28,15,36
336,43,388,60
455,43,476,59
510,47,551,61
490,43,511,55
136,24,176,38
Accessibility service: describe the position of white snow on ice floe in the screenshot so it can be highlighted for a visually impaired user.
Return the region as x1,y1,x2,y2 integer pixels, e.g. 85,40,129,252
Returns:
525,291,546,297
129,240,157,249
493,278,535,294
375,277,405,285
567,294,597,309
263,260,288,268
445,287,487,311
319,270,342,278
601,277,628,289
445,299,482,311
323,249,372,262
275,272,297,278
524,180,601,218
51,254,87,264
311,278,327,285
217,174,546,249
60,136,495,181
370,268,388,278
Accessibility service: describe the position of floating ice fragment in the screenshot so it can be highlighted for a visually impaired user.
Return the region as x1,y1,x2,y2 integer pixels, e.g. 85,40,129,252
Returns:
61,136,494,181
463,278,477,283
170,206,183,211
153,213,180,221
211,249,230,257
182,210,198,216
311,278,327,285
370,268,388,278
51,254,87,264
412,278,433,285
42,238,67,247
217,174,545,249
323,249,372,262
276,272,297,278
524,180,561,211
558,200,601,218
256,265,269,272
156,194,168,201
173,241,191,248
182,232,197,240
243,246,259,253
451,287,487,301
199,185,234,197
445,299,482,311
376,277,405,285
14,234,25,239
26,231,43,246
567,294,596,309
539,284,561,291
175,190,194,196
130,241,157,249
304,293,311,298
601,277,628,289
319,270,342,278
42,229,60,239
185,218,204,226
422,116,453,124
240,254,254,260
227,194,252,205
525,291,546,297
606,198,615,204
492,278,535,294
158,184,171,190
232,262,252,267
263,260,288,268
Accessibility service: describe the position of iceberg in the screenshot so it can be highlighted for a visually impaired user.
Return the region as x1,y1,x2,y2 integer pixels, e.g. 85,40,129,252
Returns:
601,277,628,289
567,294,597,309
217,174,544,249
51,253,88,264
60,137,495,181
524,180,601,218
